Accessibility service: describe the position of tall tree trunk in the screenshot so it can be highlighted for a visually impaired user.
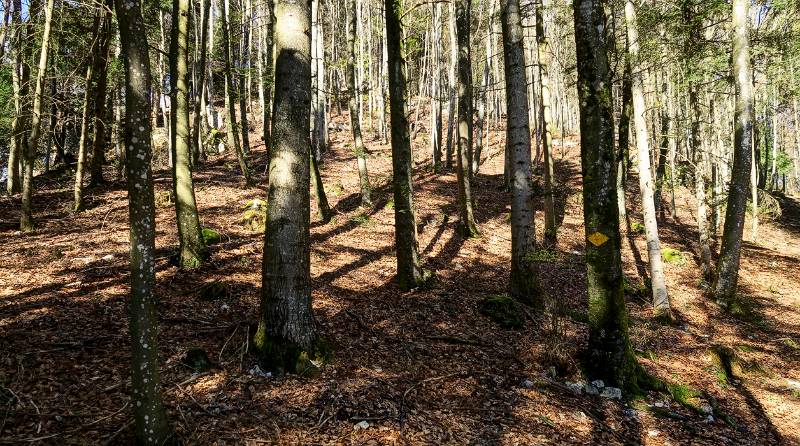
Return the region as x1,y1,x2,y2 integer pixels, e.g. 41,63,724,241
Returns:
536,0,556,246
430,4,443,173
7,0,25,195
385,0,425,290
73,16,99,212
346,0,372,207
501,0,540,303
616,36,632,222
573,0,640,391
691,86,713,279
191,0,211,164
114,0,173,442
714,0,754,307
255,0,320,373
455,0,479,237
310,151,332,222
20,0,55,232
88,6,112,186
444,1,457,168
171,0,208,268
261,0,275,160
625,0,670,320
221,0,253,185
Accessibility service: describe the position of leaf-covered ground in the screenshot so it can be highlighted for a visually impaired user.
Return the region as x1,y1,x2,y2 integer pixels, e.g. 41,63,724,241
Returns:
1,114,799,445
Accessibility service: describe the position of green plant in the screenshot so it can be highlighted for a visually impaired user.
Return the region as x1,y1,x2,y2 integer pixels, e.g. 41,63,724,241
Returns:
661,247,686,266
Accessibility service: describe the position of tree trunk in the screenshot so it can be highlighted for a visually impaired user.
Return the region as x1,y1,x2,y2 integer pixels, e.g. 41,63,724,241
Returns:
88,6,112,186
114,0,173,442
171,0,208,268
310,151,333,222
73,16,98,212
444,1,457,168
347,0,372,207
430,4,443,173
7,0,25,195
20,0,55,232
573,0,640,391
221,0,253,185
616,36,632,222
255,0,320,373
501,0,540,303
385,0,425,290
713,0,754,307
191,0,211,164
625,0,670,320
455,0,479,237
536,1,556,246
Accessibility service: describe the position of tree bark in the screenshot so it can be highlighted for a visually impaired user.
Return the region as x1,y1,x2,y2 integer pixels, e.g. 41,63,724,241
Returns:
714,0,754,307
88,6,112,186
501,0,540,303
114,0,173,442
624,0,670,319
573,0,640,390
455,0,479,237
347,0,372,207
20,0,55,232
73,16,99,212
536,0,556,246
385,0,425,290
191,0,211,164
221,0,253,185
171,0,208,268
255,0,320,373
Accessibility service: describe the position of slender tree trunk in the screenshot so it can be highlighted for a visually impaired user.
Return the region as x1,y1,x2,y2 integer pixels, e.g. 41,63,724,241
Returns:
625,0,670,319
20,0,55,231
430,4,443,173
714,0,754,307
191,0,211,164
346,0,372,207
88,6,112,186
455,0,479,237
573,0,640,391
7,0,25,195
73,17,98,212
221,0,252,185
170,0,208,268
310,151,332,222
385,0,425,290
501,0,539,303
114,0,173,442
536,0,556,245
255,0,320,372
444,1,457,168
616,37,632,222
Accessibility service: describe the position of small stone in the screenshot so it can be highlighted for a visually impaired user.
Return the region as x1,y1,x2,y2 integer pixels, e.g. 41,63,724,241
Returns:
248,365,272,378
591,380,605,389
786,379,800,391
647,429,660,437
220,303,230,312
700,403,713,415
102,254,115,261
585,384,600,395
354,420,369,430
623,408,638,418
565,381,583,395
522,379,535,389
654,401,666,408
600,387,622,399
705,415,715,423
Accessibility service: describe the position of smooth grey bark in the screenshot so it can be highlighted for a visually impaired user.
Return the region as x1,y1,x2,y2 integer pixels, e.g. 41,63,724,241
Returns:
444,1,457,168
536,1,556,246
455,0,478,238
73,18,98,212
6,0,25,195
221,0,253,185
573,0,640,390
20,0,55,232
255,0,320,373
171,0,208,268
191,0,211,163
385,0,425,291
714,0,754,306
624,0,670,319
115,0,173,442
347,0,372,207
88,6,112,186
501,0,539,303
691,86,713,279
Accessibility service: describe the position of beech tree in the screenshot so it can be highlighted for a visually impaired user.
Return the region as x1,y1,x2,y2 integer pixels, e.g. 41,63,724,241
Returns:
115,0,172,442
385,0,425,290
347,0,373,208
501,0,539,303
714,0,754,307
255,0,320,372
170,0,207,268
573,0,639,389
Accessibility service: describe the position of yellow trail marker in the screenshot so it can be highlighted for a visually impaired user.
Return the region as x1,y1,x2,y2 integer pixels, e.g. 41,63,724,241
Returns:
587,231,609,247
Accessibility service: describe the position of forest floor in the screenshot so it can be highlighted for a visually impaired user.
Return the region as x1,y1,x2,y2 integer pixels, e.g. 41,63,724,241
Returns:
1,112,800,445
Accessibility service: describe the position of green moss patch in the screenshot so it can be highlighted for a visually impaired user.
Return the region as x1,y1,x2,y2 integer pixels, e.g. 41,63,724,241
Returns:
202,228,221,245
241,199,268,232
253,328,332,377
661,247,686,266
479,295,524,329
